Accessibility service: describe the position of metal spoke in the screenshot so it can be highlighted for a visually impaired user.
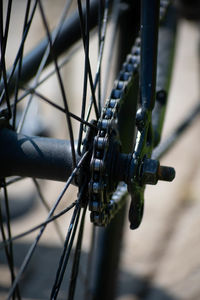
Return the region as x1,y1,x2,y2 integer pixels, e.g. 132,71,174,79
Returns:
101,0,120,103
12,0,32,130
50,198,82,299
77,0,110,153
77,0,99,120
13,43,80,108
0,1,3,82
16,0,74,133
0,0,12,117
85,0,110,121
0,0,38,105
77,0,90,154
19,87,97,129
0,179,21,300
38,0,77,170
97,0,104,111
0,0,13,79
0,201,77,249
68,205,87,300
6,151,89,300
32,178,64,243
2,0,13,54
0,50,11,117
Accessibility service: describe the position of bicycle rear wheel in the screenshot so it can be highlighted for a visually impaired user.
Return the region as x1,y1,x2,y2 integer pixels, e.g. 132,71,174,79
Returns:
0,1,140,299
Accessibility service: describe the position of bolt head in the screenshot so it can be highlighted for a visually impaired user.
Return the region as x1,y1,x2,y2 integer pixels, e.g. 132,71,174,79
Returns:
141,159,159,185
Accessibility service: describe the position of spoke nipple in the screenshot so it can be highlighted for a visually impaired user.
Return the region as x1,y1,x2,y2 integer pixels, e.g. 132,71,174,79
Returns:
158,165,175,182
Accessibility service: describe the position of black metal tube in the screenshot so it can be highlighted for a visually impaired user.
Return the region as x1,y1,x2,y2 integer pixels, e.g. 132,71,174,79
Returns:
152,4,177,146
0,128,79,183
93,204,127,300
140,0,160,110
152,102,200,160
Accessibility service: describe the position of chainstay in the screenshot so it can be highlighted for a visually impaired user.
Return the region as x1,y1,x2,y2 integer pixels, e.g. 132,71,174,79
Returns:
89,0,171,226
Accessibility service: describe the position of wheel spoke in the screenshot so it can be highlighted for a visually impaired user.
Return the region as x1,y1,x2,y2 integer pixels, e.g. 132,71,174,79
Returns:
77,0,110,153
77,0,91,154
2,0,13,54
6,151,89,299
19,87,97,129
38,0,77,169
16,0,74,134
0,0,12,117
0,0,38,105
13,43,81,108
85,0,110,120
32,178,65,243
0,179,21,300
0,201,77,249
0,0,12,79
68,205,87,300
77,0,99,119
12,0,32,130
50,197,82,299
101,0,120,103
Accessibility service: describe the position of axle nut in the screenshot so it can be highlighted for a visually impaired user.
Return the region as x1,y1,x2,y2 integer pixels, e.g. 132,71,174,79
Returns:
141,158,175,185
141,159,159,185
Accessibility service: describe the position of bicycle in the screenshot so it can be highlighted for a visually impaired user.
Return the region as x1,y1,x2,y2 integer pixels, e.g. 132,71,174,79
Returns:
0,1,199,299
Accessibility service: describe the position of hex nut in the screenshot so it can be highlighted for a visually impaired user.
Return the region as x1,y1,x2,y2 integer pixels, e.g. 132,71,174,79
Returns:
141,158,159,185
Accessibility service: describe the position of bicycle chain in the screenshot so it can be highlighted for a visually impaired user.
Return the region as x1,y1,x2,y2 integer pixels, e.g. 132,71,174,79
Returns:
89,0,170,226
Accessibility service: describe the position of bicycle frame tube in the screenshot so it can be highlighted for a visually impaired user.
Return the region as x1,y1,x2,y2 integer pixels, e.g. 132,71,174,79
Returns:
0,128,79,182
152,4,177,146
140,0,160,111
